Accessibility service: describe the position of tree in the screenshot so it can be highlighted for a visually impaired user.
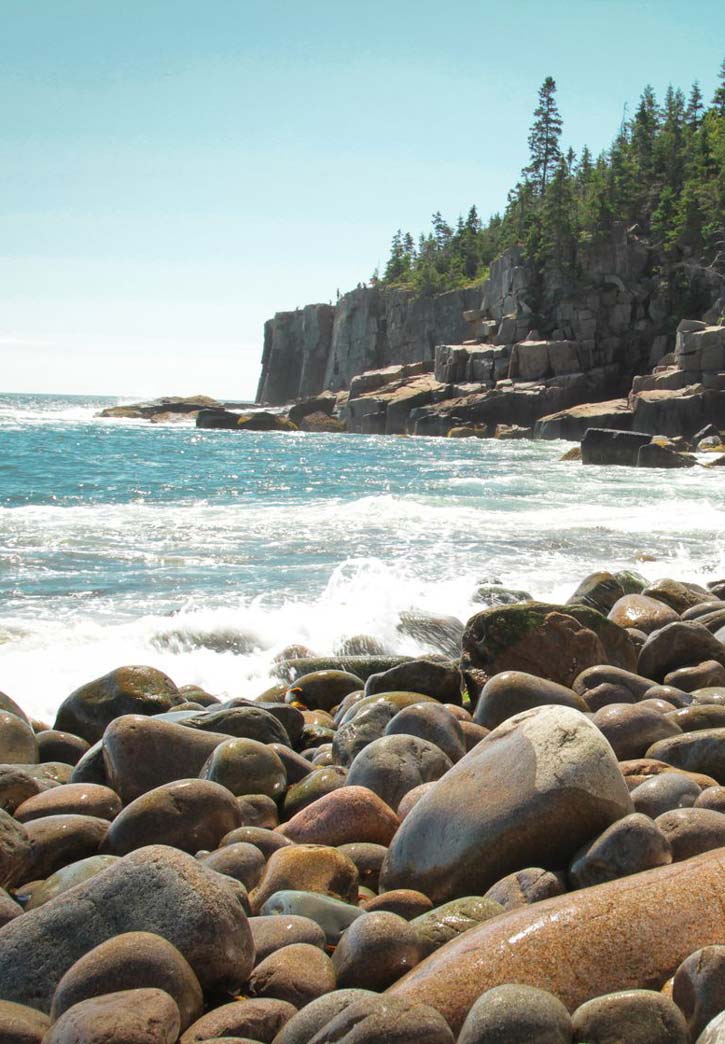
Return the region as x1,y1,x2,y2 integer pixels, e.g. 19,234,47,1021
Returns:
712,58,725,116
686,81,704,128
524,77,563,195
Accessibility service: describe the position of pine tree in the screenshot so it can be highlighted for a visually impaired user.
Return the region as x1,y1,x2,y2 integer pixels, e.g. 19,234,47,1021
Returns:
686,81,704,128
524,77,563,195
712,58,725,116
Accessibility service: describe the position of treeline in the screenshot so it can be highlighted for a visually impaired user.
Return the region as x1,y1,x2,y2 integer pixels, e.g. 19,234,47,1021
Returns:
376,60,725,294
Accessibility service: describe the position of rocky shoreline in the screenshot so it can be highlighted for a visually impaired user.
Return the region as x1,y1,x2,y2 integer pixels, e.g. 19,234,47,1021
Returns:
2,571,725,1041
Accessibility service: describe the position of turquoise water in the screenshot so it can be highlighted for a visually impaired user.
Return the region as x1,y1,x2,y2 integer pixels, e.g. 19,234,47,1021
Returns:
2,392,725,720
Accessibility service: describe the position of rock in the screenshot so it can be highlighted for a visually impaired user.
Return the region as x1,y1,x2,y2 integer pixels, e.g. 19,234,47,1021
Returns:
180,998,296,1042
200,738,286,800
396,611,464,659
361,889,432,919
536,400,633,441
383,703,465,763
13,783,121,823
250,845,359,913
473,671,588,730
666,660,725,691
667,705,725,731
631,772,702,817
410,897,504,958
388,848,725,1034
271,745,315,785
337,843,387,891
573,664,656,701
0,888,21,928
655,807,725,859
278,786,400,847
0,809,30,888
696,1011,725,1044
568,571,625,614
643,578,712,613
249,914,326,963
380,705,633,903
197,408,297,431
180,705,291,745
237,793,280,829
592,703,681,759
581,428,652,466
333,694,435,767
103,779,241,856
364,661,463,706
259,890,363,945
0,999,49,1043
0,767,46,815
50,931,203,1029
286,671,364,712
347,735,452,812
457,984,572,1044
44,989,181,1043
462,602,636,686
647,730,725,783
696,786,725,812
54,667,181,743
571,989,688,1044
272,989,378,1044
200,843,266,891
568,812,672,887
460,721,489,750
22,814,109,880
36,730,90,766
247,942,336,1008
482,867,565,910
331,911,423,991
222,825,293,859
608,594,680,634
0,845,254,1011
305,993,455,1043
25,855,120,909
672,945,725,1042
0,713,38,764
637,442,698,467
638,622,725,683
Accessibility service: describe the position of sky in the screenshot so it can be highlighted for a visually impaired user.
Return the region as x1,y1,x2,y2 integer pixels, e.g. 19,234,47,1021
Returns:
1,1,723,400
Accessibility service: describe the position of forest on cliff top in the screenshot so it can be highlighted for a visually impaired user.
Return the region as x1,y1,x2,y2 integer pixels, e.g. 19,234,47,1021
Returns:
376,60,725,296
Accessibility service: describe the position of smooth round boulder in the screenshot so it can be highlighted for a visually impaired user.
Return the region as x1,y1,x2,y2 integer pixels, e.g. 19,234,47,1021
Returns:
50,931,203,1030
568,813,671,887
646,730,725,784
337,843,387,891
573,665,655,701
672,945,725,1041
696,786,725,812
180,998,296,1043
361,889,432,919
384,702,466,763
250,844,359,913
258,890,363,945
696,1011,725,1044
364,660,463,706
667,705,725,732
592,703,681,760
380,705,634,903
665,660,725,692
638,623,725,684
221,825,292,858
0,809,30,888
0,712,38,765
0,766,46,815
655,807,725,859
249,914,326,963
237,793,279,829
608,594,679,634
13,784,121,823
200,843,266,890
36,730,89,766
332,911,423,991
286,671,364,712
482,867,565,911
0,999,50,1043
272,989,377,1044
200,738,286,800
44,988,180,1044
283,766,347,818
473,671,587,730
571,988,688,1044
247,942,336,1008
269,745,315,785
347,735,452,812
26,854,120,910
631,772,701,817
305,993,454,1043
54,666,181,743
278,786,400,847
410,897,505,958
22,814,110,880
103,779,242,856
397,781,437,819
0,887,21,927
457,983,572,1044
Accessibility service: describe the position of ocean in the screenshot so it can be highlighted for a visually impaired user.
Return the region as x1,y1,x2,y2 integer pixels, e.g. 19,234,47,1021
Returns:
2,392,724,723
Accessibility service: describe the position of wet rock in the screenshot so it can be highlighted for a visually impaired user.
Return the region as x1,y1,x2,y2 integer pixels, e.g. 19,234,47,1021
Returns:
50,931,203,1029
200,738,287,800
283,766,347,818
347,735,452,812
25,854,120,909
13,783,121,823
180,998,296,1043
337,843,387,891
672,945,725,1042
250,914,326,963
460,721,490,750
569,571,626,615
568,812,672,887
380,705,633,903
571,989,688,1044
0,809,30,888
397,781,437,819
668,705,725,731
44,988,181,1044
306,993,455,1043
259,890,363,945
631,772,702,817
248,942,336,1008
237,793,279,829
411,897,505,958
655,807,725,859
0,998,49,1043
270,745,316,785
36,730,89,766
360,889,432,919
0,713,38,765
0,767,46,815
0,887,21,927
388,848,725,1034
473,671,587,729
286,671,364,713
54,666,181,743
592,703,681,759
397,610,464,659
573,665,656,701
23,814,109,880
279,786,400,847
103,779,241,856
221,826,293,859
180,706,291,746
642,578,712,614
0,845,254,1011
458,984,572,1044
643,684,693,708
482,867,565,911
384,703,466,763
364,661,463,706
250,845,359,913
638,623,725,682
332,911,423,991
200,842,266,890
608,594,680,634
272,989,377,1044
696,786,725,812
666,660,725,691
647,729,725,783
695,1011,725,1043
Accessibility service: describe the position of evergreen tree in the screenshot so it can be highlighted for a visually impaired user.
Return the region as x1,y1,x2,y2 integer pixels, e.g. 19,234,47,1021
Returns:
686,81,704,128
524,77,563,194
713,58,725,116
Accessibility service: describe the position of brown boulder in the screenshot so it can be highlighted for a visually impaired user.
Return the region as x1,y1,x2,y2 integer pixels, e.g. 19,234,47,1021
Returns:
54,666,181,743
43,988,180,1044
250,844,358,913
13,784,121,823
0,999,49,1044
608,594,679,634
0,810,30,888
332,911,424,991
23,814,109,880
180,998,296,1043
278,786,400,847
247,942,336,1008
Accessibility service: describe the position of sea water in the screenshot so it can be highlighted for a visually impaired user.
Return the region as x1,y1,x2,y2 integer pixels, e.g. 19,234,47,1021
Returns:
2,392,725,722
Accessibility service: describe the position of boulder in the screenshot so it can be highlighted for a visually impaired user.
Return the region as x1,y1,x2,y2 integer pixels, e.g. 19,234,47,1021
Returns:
457,984,572,1044
200,738,287,800
608,594,680,634
332,911,424,991
638,622,725,682
568,813,672,887
637,443,698,468
247,942,336,1008
571,990,688,1044
0,810,30,889
0,999,50,1043
473,671,587,730
347,735,452,812
43,988,181,1044
250,845,359,913
581,428,652,466
180,998,296,1042
54,667,181,743
278,786,400,847
364,661,463,705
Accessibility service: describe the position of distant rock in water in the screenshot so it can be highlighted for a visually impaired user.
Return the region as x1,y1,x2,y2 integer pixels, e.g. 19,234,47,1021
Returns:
99,395,223,420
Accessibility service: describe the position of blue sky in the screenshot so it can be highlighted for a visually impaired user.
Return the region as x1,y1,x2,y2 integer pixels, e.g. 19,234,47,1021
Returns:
2,0,723,399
